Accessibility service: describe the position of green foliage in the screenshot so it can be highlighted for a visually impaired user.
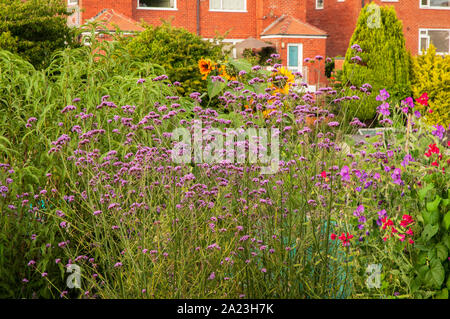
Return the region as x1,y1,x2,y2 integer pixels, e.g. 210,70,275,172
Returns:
124,21,227,97
411,44,450,128
0,0,79,69
0,28,191,297
340,3,412,121
411,173,450,299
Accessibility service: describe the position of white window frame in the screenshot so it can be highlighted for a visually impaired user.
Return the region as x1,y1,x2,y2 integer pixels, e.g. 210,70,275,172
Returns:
209,0,247,12
68,0,78,5
315,0,324,9
420,0,450,9
287,43,303,73
418,28,450,55
137,0,178,11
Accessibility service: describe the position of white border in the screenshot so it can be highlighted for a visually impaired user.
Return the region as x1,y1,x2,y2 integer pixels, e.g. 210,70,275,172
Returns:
418,28,450,54
420,0,450,10
287,43,303,72
315,0,324,10
209,0,247,12
137,0,178,10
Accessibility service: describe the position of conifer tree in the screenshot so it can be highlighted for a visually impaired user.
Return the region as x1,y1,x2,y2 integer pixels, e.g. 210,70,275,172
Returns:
340,3,412,121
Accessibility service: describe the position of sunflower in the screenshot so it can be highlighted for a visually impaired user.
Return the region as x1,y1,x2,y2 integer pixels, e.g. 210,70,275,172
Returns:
218,64,237,81
270,67,295,95
198,58,215,80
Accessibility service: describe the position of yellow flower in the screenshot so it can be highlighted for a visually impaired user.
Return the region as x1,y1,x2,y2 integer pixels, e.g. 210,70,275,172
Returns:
218,64,236,81
198,58,215,80
270,67,295,95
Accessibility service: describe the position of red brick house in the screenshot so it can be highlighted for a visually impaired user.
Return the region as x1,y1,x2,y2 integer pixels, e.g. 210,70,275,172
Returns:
67,0,450,86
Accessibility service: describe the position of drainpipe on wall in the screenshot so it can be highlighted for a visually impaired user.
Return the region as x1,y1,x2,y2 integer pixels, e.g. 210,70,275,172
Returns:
197,0,200,35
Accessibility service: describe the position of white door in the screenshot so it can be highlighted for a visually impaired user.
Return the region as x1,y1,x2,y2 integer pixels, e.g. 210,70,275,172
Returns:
287,43,303,72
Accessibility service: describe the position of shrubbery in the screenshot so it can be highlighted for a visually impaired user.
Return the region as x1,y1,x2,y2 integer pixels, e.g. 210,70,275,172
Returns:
412,44,450,128
124,21,227,97
0,0,79,69
340,4,412,121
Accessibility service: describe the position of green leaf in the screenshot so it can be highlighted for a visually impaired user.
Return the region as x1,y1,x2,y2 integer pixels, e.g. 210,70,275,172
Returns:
421,224,439,241
422,209,440,225
429,259,445,288
443,212,450,231
207,79,226,99
435,288,448,300
418,183,434,201
435,243,448,262
426,195,441,212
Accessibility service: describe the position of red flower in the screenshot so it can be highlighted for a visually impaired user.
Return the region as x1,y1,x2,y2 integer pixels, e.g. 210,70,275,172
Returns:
406,228,413,236
330,233,337,240
321,171,327,178
431,161,439,167
338,232,353,246
409,239,414,244
428,109,433,113
416,92,428,106
382,217,394,230
400,214,414,228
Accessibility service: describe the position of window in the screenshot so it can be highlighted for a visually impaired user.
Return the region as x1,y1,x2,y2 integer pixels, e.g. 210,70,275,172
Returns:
419,29,450,54
68,0,78,5
420,0,450,8
210,0,246,11
138,0,176,9
316,0,324,9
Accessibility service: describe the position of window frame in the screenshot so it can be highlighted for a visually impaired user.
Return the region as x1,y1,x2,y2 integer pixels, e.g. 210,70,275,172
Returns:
418,28,450,55
315,0,324,10
68,0,78,5
209,0,247,12
137,0,178,11
420,0,450,9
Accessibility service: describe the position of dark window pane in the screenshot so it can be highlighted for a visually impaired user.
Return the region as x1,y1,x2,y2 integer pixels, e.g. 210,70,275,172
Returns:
428,30,449,53
430,0,450,7
139,0,175,8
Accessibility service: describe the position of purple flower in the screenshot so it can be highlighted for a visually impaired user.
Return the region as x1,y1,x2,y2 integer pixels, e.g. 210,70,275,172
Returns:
377,102,390,116
431,124,445,140
353,205,364,217
414,110,421,118
340,165,350,182
376,89,390,102
137,78,146,84
351,44,362,52
391,168,402,185
351,56,362,63
402,97,414,109
208,272,215,280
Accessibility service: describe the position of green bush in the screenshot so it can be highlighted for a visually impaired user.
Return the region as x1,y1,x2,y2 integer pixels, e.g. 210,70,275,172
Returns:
340,3,412,121
0,0,79,69
124,21,227,97
412,44,450,128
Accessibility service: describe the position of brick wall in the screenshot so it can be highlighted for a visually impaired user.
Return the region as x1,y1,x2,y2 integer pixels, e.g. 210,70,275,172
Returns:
306,0,450,57
370,0,450,55
306,0,360,58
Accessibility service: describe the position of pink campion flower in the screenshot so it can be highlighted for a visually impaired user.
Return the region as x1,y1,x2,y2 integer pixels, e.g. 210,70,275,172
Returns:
208,272,215,280
114,262,123,268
